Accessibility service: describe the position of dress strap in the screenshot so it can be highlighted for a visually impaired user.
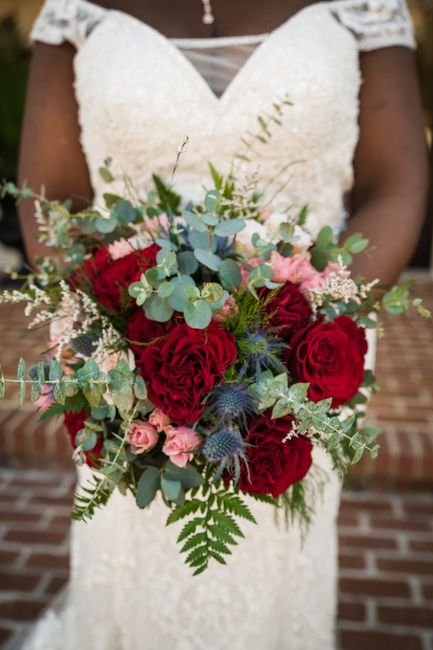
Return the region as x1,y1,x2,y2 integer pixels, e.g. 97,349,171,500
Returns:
30,0,107,49
331,0,416,51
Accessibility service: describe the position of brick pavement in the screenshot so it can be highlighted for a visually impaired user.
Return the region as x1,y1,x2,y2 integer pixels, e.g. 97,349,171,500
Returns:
0,470,432,649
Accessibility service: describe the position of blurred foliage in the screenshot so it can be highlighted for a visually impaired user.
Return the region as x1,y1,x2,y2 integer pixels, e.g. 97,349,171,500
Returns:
0,15,29,178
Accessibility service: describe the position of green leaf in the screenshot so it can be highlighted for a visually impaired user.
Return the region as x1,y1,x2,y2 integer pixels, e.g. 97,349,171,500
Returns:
297,205,309,227
182,210,208,233
208,162,223,190
164,462,204,490
215,219,245,237
219,259,241,291
144,294,174,322
152,174,181,213
166,499,202,524
167,275,196,311
316,225,333,248
54,380,68,405
134,375,147,400
99,166,114,183
37,402,65,421
49,359,62,382
161,477,182,501
184,300,212,329
114,199,135,224
95,214,117,233
136,467,161,509
17,358,26,382
158,281,175,299
278,222,294,243
177,251,199,275
201,283,225,304
193,248,221,272
202,213,219,226
204,190,220,212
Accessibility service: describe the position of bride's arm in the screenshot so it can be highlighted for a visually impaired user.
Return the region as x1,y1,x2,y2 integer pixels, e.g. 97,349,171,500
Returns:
343,47,429,285
18,42,93,263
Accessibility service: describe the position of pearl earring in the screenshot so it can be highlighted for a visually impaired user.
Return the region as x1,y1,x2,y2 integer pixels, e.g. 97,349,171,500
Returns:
201,0,215,24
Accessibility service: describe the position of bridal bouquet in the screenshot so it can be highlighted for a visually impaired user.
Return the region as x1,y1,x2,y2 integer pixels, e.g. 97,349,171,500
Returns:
0,158,428,575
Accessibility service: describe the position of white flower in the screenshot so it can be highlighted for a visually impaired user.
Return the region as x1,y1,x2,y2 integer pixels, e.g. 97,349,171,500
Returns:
235,219,270,256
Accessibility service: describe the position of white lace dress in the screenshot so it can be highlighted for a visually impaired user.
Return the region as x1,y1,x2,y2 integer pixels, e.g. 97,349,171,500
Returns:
25,2,414,649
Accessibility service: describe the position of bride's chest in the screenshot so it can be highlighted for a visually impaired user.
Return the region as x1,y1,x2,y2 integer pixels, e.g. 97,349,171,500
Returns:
73,8,360,170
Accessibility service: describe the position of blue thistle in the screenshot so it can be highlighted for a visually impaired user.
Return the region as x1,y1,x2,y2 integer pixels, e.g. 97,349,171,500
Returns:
239,328,287,381
202,427,249,484
205,382,258,429
70,334,99,358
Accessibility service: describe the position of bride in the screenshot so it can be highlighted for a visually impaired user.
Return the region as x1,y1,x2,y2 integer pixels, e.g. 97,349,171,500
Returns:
19,0,427,648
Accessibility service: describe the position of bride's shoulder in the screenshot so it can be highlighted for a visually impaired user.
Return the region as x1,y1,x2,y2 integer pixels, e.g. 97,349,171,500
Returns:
30,0,108,48
326,0,415,51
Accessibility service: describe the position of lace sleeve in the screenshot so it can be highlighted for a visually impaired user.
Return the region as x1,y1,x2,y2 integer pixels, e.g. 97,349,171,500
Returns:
30,0,106,49
331,0,416,51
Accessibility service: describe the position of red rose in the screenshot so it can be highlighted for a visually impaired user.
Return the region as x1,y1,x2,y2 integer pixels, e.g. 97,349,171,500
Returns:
126,309,170,357
264,282,312,339
70,247,110,290
64,409,103,468
92,244,159,312
238,412,313,498
139,323,237,425
285,315,367,408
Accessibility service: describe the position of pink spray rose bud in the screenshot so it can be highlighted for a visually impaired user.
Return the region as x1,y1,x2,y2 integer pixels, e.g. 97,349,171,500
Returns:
127,422,158,454
148,408,171,432
162,426,201,468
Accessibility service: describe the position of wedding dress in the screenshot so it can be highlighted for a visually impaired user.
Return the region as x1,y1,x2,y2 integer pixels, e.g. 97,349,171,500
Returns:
24,1,414,649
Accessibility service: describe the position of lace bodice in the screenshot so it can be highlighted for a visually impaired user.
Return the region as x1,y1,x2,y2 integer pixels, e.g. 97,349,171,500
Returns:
24,3,411,649
30,0,415,238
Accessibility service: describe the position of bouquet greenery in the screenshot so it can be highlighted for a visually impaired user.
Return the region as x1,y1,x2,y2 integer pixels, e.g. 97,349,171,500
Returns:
0,154,428,575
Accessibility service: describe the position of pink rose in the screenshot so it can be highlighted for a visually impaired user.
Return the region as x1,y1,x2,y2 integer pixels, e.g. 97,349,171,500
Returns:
108,239,133,260
149,408,171,432
213,295,238,324
269,251,323,291
144,212,170,235
127,422,158,454
162,426,201,468
240,257,262,289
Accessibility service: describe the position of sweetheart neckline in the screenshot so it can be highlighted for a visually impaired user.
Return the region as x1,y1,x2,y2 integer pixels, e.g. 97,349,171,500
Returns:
77,0,345,104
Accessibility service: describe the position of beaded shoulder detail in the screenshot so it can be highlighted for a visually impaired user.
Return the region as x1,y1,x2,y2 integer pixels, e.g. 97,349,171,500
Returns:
30,0,106,49
30,0,415,51
330,0,415,50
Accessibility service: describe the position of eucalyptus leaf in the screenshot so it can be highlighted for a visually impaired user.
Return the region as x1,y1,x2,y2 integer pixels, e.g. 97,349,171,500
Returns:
219,259,241,291
177,251,199,275
161,477,182,501
144,294,174,322
115,199,135,224
194,248,221,271
136,467,161,508
182,210,208,233
184,300,212,329
214,219,245,237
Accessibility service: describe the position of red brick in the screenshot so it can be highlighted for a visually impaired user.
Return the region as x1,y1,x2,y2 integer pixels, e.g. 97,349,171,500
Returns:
339,534,398,550
0,571,40,592
421,583,433,600
377,558,433,575
0,509,42,523
409,540,433,553
378,604,433,627
339,554,366,570
0,599,47,621
337,513,360,527
45,575,68,595
338,601,366,622
4,529,66,545
0,627,12,645
339,577,410,598
30,495,74,508
0,550,20,566
369,518,432,532
339,630,423,650
340,499,394,513
48,514,72,527
26,553,70,570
